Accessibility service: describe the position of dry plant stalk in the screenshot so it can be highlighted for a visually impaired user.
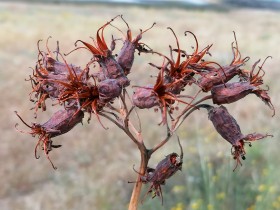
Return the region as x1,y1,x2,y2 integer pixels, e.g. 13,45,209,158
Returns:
15,16,274,210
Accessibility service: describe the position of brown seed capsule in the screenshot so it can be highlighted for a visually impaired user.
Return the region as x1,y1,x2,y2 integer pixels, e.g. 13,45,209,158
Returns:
135,137,183,204
211,57,275,116
99,56,129,86
29,47,89,116
132,86,159,109
204,105,272,170
197,64,243,92
207,105,244,145
133,62,194,124
197,32,249,92
211,82,256,105
117,16,155,75
150,152,182,183
15,109,84,169
43,55,84,77
73,16,129,87
98,79,122,103
41,108,84,138
117,41,136,75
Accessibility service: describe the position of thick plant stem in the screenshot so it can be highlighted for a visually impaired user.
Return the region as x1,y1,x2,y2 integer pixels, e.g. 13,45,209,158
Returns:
128,147,149,210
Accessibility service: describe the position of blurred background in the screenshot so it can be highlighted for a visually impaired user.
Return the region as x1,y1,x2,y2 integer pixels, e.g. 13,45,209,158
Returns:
0,0,280,210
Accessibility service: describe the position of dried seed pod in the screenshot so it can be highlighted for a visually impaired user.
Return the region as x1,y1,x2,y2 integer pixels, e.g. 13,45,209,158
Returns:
117,40,136,75
73,16,129,87
211,82,256,105
43,55,82,75
98,56,130,87
117,16,155,75
197,33,249,92
135,137,183,204
45,57,108,129
203,105,272,170
27,65,64,115
150,152,182,183
207,105,244,145
37,39,88,82
211,58,274,116
28,41,89,116
132,86,159,109
41,108,84,138
134,61,195,124
98,79,122,103
197,64,243,92
15,109,84,169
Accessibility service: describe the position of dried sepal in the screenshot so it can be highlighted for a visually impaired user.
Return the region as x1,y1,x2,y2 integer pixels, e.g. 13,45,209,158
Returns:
75,15,120,57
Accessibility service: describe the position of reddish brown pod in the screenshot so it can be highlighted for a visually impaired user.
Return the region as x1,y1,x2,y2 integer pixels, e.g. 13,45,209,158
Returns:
15,109,84,169
211,82,256,105
98,79,122,103
137,138,183,204
28,39,89,116
197,64,244,92
116,15,155,75
211,58,275,116
99,56,130,87
48,65,104,127
202,105,272,170
133,61,193,124
72,16,130,87
37,38,87,80
149,28,199,95
197,32,249,92
132,85,159,109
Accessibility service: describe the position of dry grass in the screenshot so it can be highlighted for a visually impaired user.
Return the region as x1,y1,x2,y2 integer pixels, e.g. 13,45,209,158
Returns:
0,2,279,210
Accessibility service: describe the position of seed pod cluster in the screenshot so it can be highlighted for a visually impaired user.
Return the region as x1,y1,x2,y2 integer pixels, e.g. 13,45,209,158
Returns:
131,29,274,125
16,16,156,168
16,15,273,186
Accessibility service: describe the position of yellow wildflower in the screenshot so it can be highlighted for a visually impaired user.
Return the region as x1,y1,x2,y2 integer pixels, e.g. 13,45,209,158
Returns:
256,195,263,202
258,184,267,192
216,192,225,200
246,204,255,210
268,185,277,193
207,204,214,210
